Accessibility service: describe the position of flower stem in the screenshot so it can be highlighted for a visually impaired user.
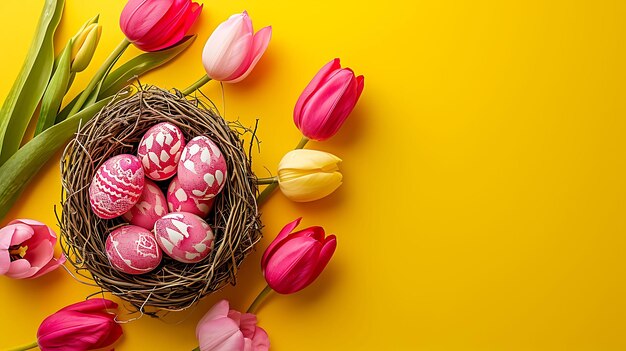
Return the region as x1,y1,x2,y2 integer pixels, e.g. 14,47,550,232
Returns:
68,38,130,116
182,75,212,95
295,136,309,150
191,347,200,351
247,284,273,314
8,341,38,351
257,176,278,185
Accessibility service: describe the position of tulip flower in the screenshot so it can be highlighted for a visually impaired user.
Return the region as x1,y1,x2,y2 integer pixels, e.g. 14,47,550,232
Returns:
195,300,269,351
36,298,123,351
276,149,343,202
120,0,203,52
0,219,65,279
70,16,102,73
261,218,337,295
294,58,364,141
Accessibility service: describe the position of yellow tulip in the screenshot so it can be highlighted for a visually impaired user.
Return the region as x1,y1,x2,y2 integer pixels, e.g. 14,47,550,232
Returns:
70,16,102,73
277,149,343,202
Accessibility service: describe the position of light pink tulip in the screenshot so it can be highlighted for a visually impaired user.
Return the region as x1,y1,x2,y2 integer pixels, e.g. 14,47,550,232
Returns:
196,300,269,351
294,58,364,141
37,298,123,351
202,12,272,83
0,219,65,279
261,218,337,294
120,0,202,52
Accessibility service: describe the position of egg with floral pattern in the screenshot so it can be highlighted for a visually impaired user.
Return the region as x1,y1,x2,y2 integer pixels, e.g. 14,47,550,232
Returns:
89,154,145,219
154,212,215,263
122,179,168,230
137,122,185,181
105,225,162,275
166,176,215,218
177,136,227,199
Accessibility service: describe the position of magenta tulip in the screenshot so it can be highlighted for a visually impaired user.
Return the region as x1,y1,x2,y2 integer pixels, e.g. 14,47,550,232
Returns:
261,218,337,294
202,12,272,83
294,59,364,141
37,298,123,351
120,0,202,52
196,300,269,351
0,219,65,279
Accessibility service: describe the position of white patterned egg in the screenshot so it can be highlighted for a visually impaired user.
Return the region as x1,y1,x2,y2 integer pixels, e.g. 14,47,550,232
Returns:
166,176,215,218
105,225,163,275
177,136,227,199
122,179,168,229
137,122,186,181
89,154,145,219
154,212,215,263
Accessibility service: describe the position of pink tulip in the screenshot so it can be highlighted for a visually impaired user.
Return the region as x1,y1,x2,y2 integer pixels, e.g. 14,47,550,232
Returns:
261,218,337,294
120,0,202,52
196,300,269,351
294,59,365,141
0,219,65,279
202,12,272,83
37,298,123,351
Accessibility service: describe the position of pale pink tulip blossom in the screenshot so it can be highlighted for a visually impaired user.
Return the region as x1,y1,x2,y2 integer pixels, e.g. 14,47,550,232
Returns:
196,299,269,351
0,219,65,279
202,12,272,83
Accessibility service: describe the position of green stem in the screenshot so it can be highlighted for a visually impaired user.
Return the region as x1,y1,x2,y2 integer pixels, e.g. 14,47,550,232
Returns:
257,176,278,185
182,75,212,95
246,284,273,314
192,348,200,351
68,38,130,116
295,136,309,150
8,341,38,351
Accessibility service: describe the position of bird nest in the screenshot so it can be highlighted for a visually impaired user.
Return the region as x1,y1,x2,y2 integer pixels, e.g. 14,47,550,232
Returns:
59,86,262,315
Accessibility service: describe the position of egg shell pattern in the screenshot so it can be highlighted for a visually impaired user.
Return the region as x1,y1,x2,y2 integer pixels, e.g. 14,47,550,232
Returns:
137,122,186,181
177,136,227,200
167,176,215,218
89,154,145,219
122,179,168,229
154,212,215,263
105,225,163,275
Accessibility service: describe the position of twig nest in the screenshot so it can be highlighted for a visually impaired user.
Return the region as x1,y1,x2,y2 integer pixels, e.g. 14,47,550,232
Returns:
60,86,261,313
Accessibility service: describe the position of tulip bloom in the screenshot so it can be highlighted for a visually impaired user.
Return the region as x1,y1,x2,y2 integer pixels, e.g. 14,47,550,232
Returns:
202,12,272,83
262,218,337,294
120,0,202,52
196,300,269,351
37,298,123,351
294,59,364,141
0,219,65,279
277,149,343,202
70,17,102,73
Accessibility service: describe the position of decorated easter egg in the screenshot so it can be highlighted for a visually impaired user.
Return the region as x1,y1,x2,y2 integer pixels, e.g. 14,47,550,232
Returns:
89,154,145,219
167,176,215,218
154,212,215,263
177,136,227,199
137,122,186,181
122,179,168,229
105,225,162,275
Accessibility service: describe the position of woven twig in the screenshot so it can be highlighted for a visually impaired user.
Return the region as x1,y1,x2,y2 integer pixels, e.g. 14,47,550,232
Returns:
59,86,262,315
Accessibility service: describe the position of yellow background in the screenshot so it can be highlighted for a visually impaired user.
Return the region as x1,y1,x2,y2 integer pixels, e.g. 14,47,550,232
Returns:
1,0,625,350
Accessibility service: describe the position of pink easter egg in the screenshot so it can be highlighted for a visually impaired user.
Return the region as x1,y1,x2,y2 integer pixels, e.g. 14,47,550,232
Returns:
137,122,186,181
177,136,227,200
154,212,215,263
105,225,163,275
166,176,215,218
122,179,168,229
89,154,145,219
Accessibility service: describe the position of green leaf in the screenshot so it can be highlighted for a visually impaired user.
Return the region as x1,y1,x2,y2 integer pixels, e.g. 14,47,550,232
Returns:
0,0,65,166
0,92,129,221
35,40,73,136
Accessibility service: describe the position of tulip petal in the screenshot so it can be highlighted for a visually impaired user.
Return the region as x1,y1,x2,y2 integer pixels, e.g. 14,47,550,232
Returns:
250,326,270,351
38,311,121,351
306,235,337,287
237,313,258,339
261,218,302,268
225,26,272,83
135,1,202,51
290,226,326,242
197,299,230,337
277,150,342,181
22,239,54,271
197,317,245,351
279,171,343,202
120,0,175,42
6,259,35,279
203,13,253,81
294,59,341,127
264,237,322,294
7,224,35,246
29,254,66,279
59,298,118,314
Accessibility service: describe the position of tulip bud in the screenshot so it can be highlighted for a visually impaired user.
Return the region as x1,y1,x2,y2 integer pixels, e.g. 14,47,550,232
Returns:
277,149,342,202
294,59,364,141
261,218,337,294
70,16,102,73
